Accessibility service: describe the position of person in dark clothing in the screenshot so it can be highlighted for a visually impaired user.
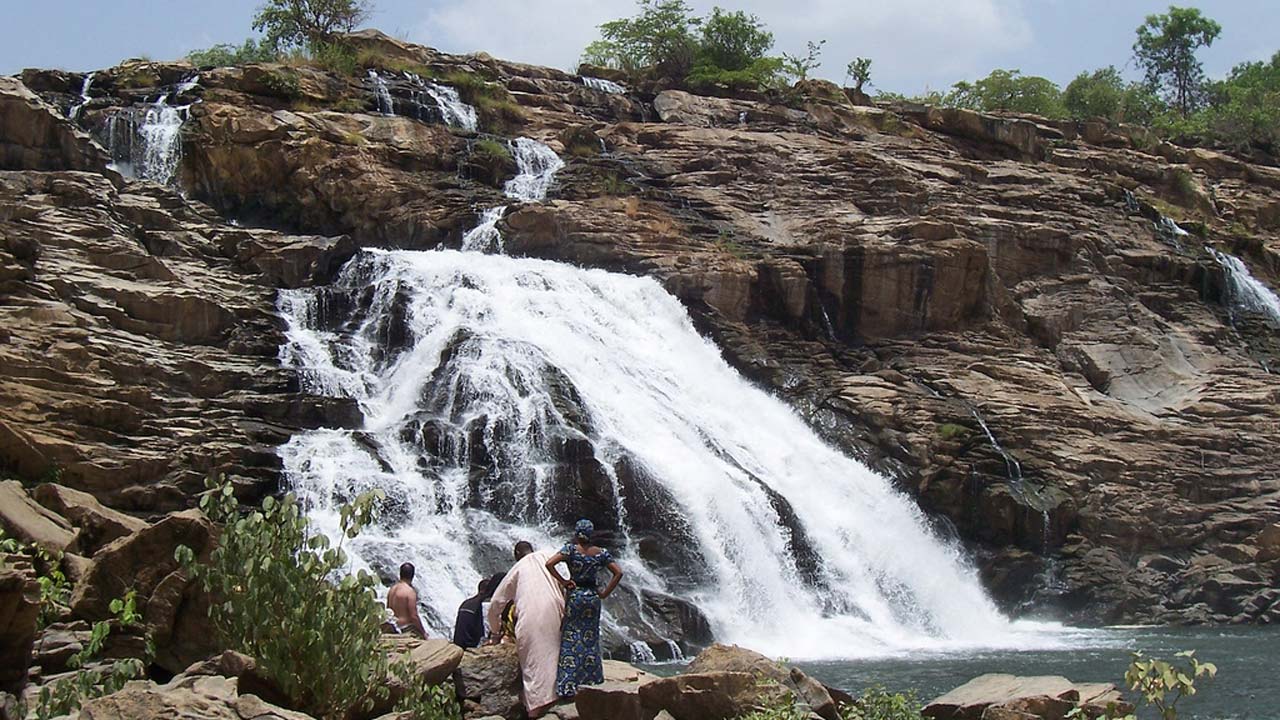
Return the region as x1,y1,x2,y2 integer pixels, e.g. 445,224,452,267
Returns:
452,573,503,648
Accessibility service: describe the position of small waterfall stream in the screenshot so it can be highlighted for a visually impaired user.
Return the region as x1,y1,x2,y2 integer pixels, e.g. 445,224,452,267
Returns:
67,72,94,120
461,137,565,253
1207,248,1280,325
365,70,478,131
103,75,198,186
582,76,626,94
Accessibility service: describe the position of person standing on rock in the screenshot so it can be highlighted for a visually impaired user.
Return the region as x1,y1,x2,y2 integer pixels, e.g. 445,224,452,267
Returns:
487,540,566,717
452,573,502,648
386,562,429,638
546,519,623,700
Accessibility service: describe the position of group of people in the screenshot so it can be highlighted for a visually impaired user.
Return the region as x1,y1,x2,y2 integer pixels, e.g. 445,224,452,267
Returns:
385,519,623,717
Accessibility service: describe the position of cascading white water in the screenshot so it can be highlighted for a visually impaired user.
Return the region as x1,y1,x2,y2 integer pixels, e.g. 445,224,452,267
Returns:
504,137,565,202
460,206,506,253
278,248,1062,658
459,137,564,253
1208,247,1280,324
104,76,197,186
420,79,478,132
368,70,395,115
582,76,626,94
67,72,94,120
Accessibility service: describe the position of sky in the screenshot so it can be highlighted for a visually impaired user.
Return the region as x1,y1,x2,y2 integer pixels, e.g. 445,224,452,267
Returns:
4,1,1277,94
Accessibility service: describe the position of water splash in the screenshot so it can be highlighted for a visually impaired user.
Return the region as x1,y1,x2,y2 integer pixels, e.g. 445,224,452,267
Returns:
629,641,658,664
583,76,626,94
278,249,1065,658
460,206,506,253
67,72,94,120
1208,247,1280,324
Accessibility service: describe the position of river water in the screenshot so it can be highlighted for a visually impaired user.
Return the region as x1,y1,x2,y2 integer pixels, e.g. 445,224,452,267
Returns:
651,626,1277,718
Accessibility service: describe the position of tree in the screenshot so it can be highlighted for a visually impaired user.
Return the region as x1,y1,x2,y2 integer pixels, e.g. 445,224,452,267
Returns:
581,0,700,78
252,0,372,52
846,57,872,93
1133,6,1222,117
1063,66,1126,121
781,40,826,82
1201,51,1280,151
697,7,774,73
946,69,1064,118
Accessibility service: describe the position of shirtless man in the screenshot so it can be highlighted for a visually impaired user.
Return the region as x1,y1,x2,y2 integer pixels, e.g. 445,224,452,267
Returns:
386,562,428,638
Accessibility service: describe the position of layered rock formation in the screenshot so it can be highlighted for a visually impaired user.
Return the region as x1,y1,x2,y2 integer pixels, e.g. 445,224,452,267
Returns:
3,28,1279,642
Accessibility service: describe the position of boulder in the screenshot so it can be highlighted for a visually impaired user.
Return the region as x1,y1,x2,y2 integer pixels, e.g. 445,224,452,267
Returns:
1255,523,1280,563
687,644,837,720
453,644,523,720
361,636,464,717
638,671,787,720
0,76,116,176
31,621,93,675
70,509,217,673
575,661,656,720
0,480,80,554
68,674,313,720
0,554,40,694
923,674,1130,720
31,483,148,555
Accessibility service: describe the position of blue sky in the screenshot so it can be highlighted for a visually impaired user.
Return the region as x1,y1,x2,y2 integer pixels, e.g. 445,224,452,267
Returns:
6,1,1277,93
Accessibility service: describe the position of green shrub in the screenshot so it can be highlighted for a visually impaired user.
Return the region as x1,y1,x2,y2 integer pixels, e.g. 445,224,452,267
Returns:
936,423,969,441
0,528,70,628
391,658,462,720
945,68,1065,118
309,40,359,75
177,477,389,720
333,97,369,113
30,591,150,720
186,38,277,67
1077,650,1217,720
473,138,512,162
261,68,303,99
840,686,926,720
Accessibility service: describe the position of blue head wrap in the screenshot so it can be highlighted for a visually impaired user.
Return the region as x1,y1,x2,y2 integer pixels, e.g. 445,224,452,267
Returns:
575,518,594,540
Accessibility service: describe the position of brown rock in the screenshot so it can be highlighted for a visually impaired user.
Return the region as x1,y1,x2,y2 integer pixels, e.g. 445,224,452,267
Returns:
923,674,1124,720
638,671,786,720
0,76,116,176
31,483,148,555
452,644,523,720
0,554,40,694
576,681,653,720
70,674,313,720
0,480,79,554
687,644,837,720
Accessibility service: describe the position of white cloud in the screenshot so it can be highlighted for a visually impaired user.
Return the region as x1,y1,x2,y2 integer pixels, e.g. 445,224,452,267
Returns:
413,0,1033,92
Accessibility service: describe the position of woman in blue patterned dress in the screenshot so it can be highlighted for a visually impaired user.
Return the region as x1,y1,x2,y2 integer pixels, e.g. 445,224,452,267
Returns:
546,519,623,699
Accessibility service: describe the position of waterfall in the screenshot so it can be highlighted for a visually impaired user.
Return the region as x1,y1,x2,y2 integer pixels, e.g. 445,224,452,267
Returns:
504,137,565,203
366,70,479,131
277,247,1055,658
1208,247,1280,324
460,206,506,253
104,76,198,186
582,76,626,94
459,138,563,253
419,79,478,132
629,641,658,664
368,70,395,115
67,72,94,120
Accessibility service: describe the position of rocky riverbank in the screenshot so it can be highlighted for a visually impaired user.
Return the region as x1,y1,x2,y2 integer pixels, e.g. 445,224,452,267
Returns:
3,26,1280,662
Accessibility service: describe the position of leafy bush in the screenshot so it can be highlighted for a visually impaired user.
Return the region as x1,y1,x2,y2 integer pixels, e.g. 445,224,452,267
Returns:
781,40,826,83
308,40,360,75
391,657,462,720
473,138,513,163
177,478,390,719
186,38,277,67
29,591,150,720
846,58,872,94
945,68,1065,118
261,68,303,99
1090,650,1216,720
840,686,926,720
0,528,70,628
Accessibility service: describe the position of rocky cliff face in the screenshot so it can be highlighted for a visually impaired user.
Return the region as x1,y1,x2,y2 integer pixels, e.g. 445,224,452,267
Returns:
4,30,1279,634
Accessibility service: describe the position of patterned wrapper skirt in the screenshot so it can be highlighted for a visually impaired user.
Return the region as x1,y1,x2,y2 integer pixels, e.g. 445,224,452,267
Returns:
555,588,604,697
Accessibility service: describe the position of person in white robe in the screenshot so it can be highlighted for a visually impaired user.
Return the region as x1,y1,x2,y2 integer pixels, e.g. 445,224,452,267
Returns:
487,542,566,717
